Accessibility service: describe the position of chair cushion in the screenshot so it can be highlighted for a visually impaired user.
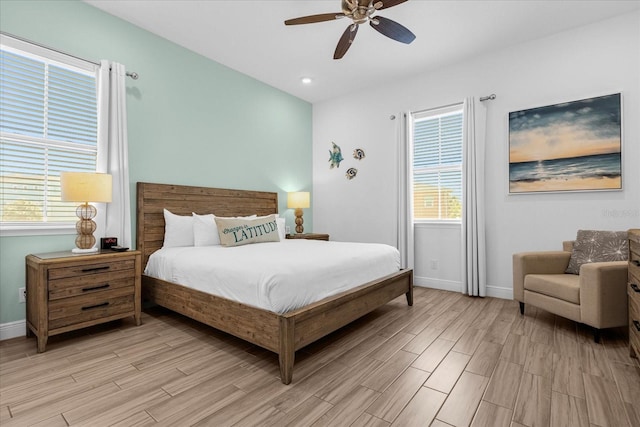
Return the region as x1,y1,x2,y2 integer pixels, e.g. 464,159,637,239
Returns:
565,230,628,274
524,274,580,304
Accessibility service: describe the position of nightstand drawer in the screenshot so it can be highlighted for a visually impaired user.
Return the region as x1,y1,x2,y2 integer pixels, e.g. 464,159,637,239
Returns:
630,261,640,286
631,320,640,359
630,282,640,318
48,287,135,330
48,259,135,280
49,270,134,300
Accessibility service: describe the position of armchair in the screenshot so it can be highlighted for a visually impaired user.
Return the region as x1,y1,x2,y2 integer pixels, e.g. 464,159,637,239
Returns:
513,241,628,342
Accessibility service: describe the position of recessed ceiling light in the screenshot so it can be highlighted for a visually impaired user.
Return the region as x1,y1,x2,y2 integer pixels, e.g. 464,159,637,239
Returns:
301,77,313,85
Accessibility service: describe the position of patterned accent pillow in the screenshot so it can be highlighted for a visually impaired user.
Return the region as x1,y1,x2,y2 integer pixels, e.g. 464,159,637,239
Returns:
565,230,628,274
215,214,280,247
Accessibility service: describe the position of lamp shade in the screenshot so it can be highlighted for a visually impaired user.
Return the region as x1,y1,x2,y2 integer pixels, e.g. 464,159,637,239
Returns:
287,192,310,209
60,172,112,203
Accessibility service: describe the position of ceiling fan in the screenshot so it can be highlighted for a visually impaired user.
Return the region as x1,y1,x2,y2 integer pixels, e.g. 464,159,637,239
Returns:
285,0,416,60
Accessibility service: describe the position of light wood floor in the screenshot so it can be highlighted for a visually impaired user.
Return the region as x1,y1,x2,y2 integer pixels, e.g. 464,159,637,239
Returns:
1,287,639,427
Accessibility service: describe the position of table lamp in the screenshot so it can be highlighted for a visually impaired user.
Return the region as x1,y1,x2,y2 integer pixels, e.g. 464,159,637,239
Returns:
60,172,112,253
287,191,310,234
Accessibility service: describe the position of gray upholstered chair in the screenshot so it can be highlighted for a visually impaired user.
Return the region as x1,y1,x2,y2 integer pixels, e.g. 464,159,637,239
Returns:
513,239,628,342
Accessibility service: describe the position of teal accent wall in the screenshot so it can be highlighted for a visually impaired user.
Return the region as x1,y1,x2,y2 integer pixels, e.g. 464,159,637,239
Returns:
0,0,312,324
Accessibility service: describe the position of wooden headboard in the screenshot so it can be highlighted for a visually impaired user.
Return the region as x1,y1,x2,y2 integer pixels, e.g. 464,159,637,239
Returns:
136,182,279,268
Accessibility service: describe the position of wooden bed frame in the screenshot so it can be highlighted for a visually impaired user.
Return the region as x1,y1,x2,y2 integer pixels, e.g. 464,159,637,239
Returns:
136,182,413,384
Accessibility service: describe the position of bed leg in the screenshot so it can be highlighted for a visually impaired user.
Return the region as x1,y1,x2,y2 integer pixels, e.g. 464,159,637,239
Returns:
405,273,414,306
279,316,295,385
405,289,413,306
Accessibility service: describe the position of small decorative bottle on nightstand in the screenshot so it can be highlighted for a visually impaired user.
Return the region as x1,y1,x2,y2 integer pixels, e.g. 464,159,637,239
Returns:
628,229,640,359
285,233,330,241
25,250,142,352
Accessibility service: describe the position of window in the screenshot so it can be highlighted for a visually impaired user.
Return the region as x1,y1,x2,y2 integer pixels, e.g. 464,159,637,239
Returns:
0,35,99,233
411,105,463,221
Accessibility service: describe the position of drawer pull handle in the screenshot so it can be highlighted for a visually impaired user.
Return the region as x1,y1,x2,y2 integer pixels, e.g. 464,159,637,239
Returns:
634,320,640,332
81,266,110,273
82,284,110,292
81,302,109,311
632,284,640,293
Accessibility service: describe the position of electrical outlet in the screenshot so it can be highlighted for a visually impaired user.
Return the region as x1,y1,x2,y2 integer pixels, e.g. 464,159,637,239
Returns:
429,260,439,270
18,287,26,303
285,226,291,234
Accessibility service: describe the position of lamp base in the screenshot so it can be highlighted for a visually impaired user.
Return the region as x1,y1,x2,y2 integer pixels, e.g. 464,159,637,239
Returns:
294,208,304,234
71,247,99,254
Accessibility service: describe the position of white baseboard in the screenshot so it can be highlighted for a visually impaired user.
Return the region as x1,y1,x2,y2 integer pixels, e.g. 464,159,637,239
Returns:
0,319,26,341
414,276,462,293
486,285,513,300
415,276,513,300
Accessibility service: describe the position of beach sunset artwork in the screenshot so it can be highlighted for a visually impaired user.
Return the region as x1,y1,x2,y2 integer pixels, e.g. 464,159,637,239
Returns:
509,93,621,193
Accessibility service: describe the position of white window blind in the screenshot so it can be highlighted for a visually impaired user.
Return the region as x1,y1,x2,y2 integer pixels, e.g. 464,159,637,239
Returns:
0,35,99,231
412,105,463,221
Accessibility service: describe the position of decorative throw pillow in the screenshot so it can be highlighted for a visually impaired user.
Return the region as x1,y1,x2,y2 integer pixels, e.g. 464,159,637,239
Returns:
192,213,260,246
565,229,628,274
215,214,281,247
163,209,194,247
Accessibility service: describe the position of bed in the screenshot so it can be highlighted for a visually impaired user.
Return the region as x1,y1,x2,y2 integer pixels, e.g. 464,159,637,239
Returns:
136,182,413,384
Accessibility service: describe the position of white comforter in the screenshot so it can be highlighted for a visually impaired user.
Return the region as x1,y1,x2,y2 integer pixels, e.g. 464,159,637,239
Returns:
144,240,400,314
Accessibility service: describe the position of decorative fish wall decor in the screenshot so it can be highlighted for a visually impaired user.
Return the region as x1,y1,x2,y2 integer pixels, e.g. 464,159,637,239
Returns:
345,168,357,180
353,148,365,160
329,142,343,169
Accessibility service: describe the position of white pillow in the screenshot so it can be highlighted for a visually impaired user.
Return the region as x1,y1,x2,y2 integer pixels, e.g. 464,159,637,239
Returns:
193,213,219,246
276,217,286,241
163,209,194,247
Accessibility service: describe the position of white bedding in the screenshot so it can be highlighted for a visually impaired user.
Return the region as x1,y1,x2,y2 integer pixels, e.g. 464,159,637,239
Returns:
144,240,401,314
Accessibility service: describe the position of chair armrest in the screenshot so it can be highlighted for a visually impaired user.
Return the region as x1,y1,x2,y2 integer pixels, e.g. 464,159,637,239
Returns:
580,261,628,328
513,251,571,301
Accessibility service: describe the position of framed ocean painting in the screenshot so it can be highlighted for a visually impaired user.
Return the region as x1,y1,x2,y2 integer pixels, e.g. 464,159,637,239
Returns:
508,93,622,194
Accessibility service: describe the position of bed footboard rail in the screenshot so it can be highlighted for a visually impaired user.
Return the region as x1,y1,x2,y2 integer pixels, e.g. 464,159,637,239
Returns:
278,269,413,384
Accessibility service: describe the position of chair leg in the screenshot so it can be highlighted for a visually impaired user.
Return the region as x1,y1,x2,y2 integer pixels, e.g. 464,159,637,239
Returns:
593,328,601,343
519,302,524,315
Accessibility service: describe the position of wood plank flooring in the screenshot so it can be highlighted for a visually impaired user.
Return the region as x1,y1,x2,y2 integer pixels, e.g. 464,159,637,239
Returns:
1,287,639,426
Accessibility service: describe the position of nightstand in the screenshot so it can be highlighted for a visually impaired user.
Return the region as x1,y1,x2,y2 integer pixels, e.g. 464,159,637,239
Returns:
25,250,141,352
286,233,330,241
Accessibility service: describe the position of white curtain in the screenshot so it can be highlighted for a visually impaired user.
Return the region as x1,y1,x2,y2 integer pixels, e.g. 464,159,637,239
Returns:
397,112,414,270
462,98,487,296
96,61,131,248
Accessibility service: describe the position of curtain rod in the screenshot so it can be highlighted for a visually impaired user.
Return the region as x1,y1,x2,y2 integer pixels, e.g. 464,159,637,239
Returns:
1,31,139,79
480,94,496,102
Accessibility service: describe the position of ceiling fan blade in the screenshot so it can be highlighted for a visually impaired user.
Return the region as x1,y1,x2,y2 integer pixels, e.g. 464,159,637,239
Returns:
285,13,345,25
369,15,415,44
334,24,359,59
375,0,408,10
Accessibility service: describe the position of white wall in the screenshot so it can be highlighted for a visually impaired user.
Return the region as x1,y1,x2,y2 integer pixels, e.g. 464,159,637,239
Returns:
313,11,640,299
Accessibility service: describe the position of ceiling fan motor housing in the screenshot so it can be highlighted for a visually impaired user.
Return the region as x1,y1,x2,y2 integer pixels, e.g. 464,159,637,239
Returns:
342,0,379,24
